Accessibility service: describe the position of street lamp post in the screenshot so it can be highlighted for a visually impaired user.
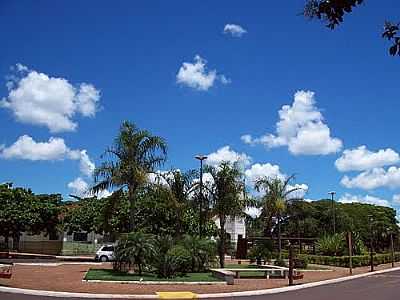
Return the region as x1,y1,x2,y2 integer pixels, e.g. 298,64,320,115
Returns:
195,154,207,237
328,191,336,235
368,214,374,272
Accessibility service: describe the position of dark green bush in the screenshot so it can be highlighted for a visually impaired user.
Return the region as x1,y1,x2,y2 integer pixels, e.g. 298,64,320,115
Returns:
299,252,400,268
274,258,287,267
293,257,308,269
248,241,273,263
166,245,191,275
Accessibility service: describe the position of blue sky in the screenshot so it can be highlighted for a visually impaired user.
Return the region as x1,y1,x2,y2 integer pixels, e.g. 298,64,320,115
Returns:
1,1,400,216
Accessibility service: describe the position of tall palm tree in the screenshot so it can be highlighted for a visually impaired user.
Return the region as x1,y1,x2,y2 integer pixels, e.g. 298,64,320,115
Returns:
255,175,303,260
205,162,248,268
92,121,167,231
161,169,197,236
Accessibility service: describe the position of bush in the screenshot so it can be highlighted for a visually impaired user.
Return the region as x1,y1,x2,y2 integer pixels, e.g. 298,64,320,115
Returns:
274,258,287,267
316,234,345,256
166,245,191,275
248,241,273,263
180,235,217,272
299,252,400,268
293,257,308,269
113,231,155,275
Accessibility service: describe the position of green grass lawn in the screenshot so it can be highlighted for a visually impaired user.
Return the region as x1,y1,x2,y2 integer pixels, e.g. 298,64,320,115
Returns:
85,269,223,282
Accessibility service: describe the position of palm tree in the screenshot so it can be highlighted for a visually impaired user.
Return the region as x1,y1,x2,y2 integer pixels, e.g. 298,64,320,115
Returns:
205,162,248,268
255,175,303,260
161,169,197,236
92,121,167,231
114,231,155,275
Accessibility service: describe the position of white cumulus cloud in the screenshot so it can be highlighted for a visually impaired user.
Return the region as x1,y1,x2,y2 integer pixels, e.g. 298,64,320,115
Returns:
67,177,111,198
0,135,95,178
206,146,251,168
335,146,399,172
244,163,285,184
1,64,100,133
242,90,342,155
223,24,247,37
341,167,400,190
392,194,400,204
0,135,70,161
176,55,229,91
338,193,390,207
67,177,89,197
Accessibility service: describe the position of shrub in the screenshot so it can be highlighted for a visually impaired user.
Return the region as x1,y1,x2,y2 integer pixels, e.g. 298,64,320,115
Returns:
299,252,400,268
113,231,155,275
316,234,345,256
274,258,287,267
293,257,308,269
180,235,217,272
166,245,191,275
248,241,273,263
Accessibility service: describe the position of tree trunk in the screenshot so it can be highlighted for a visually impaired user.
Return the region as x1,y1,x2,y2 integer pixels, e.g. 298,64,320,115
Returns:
128,185,137,232
278,214,282,261
138,262,142,276
13,233,20,251
4,235,9,250
219,216,226,268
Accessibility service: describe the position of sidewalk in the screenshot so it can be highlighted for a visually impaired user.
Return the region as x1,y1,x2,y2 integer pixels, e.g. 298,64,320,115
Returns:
1,261,399,295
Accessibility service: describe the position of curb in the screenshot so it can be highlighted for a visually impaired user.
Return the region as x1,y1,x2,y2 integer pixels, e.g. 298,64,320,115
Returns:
0,266,399,299
83,280,226,285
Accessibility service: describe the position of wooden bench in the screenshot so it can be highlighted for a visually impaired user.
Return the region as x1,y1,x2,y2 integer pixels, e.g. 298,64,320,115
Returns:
210,269,235,285
0,264,13,279
224,268,288,279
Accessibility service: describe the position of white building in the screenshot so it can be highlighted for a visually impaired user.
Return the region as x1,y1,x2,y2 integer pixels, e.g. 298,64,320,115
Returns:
213,216,246,245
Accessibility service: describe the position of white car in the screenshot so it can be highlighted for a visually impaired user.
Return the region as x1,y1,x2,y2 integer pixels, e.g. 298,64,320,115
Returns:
95,245,115,262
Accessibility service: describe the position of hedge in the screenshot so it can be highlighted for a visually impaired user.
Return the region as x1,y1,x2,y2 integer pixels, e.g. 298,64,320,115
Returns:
299,252,400,268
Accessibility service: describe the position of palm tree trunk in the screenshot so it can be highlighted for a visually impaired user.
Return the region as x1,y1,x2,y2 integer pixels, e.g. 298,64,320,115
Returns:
128,185,137,232
219,216,226,268
278,214,282,261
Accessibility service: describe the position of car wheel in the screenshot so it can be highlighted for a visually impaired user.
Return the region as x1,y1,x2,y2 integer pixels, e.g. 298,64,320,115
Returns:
100,255,108,262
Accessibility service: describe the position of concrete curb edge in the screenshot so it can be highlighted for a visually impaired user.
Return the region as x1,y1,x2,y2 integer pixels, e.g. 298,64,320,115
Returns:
0,266,399,298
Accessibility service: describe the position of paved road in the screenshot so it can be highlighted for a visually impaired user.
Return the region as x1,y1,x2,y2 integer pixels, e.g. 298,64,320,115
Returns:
1,270,399,300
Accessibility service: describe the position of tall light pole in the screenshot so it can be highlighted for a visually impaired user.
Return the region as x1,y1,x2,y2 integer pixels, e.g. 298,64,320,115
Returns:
195,154,207,237
328,191,336,235
368,214,374,272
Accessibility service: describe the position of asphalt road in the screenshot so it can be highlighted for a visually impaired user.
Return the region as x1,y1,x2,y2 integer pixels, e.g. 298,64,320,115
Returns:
0,270,399,300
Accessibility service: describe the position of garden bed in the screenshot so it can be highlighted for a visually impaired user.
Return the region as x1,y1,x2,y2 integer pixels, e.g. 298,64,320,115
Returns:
84,269,224,284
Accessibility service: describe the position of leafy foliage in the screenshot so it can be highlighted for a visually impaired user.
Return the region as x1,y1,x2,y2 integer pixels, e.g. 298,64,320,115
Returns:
113,231,156,275
304,1,400,57
205,162,247,267
304,0,364,29
316,234,345,256
180,235,217,272
92,121,167,231
0,183,61,249
254,175,304,259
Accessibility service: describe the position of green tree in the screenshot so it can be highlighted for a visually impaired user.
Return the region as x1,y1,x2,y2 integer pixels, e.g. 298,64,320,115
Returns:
161,169,197,236
0,183,61,250
255,175,303,260
92,121,167,231
205,162,247,267
303,0,400,56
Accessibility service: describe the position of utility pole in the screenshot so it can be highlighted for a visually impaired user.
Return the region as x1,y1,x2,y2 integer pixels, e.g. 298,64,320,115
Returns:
288,242,294,286
368,215,374,272
195,155,207,237
390,231,395,268
328,191,336,235
348,231,353,275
